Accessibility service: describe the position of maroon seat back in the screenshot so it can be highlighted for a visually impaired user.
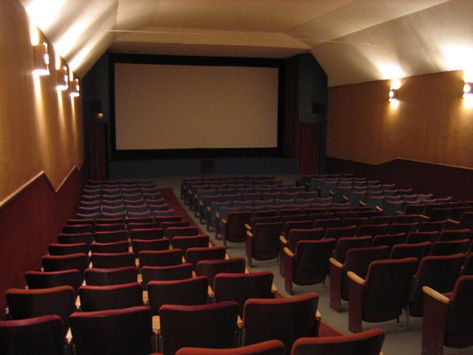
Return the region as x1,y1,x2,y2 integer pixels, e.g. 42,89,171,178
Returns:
291,328,385,355
91,252,135,268
57,232,94,245
249,222,283,261
324,225,358,241
214,271,274,316
6,286,75,322
90,240,129,254
407,231,438,244
388,222,419,235
333,236,372,263
25,269,82,291
63,224,94,234
341,246,390,300
42,253,89,274
94,230,128,243
69,306,152,355
48,242,90,255
195,258,246,287
389,242,431,261
361,258,418,322
172,234,210,252
174,339,285,355
139,249,183,267
437,228,472,241
185,247,226,268
225,212,252,243
292,239,336,285
444,275,473,348
84,266,138,286
0,315,65,355
409,253,465,317
132,238,170,256
147,276,208,314
356,223,389,237
371,232,407,248
142,264,193,287
430,239,470,256
166,226,200,240
160,301,239,355
243,292,318,350
286,228,324,252
79,282,143,311
130,227,165,240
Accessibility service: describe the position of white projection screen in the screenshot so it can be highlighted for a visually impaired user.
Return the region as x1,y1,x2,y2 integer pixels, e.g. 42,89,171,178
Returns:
114,63,279,151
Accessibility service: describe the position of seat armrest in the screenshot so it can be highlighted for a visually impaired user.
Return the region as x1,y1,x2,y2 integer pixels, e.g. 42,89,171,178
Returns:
283,247,294,258
329,257,343,269
244,223,252,231
279,235,288,245
422,286,450,304
347,271,365,285
446,218,460,225
246,230,253,238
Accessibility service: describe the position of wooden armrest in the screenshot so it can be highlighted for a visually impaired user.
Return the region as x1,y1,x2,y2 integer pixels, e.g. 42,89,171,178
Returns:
342,195,349,202
215,212,221,219
221,218,228,225
207,285,214,298
66,327,72,344
142,290,148,304
225,253,230,260
329,257,343,269
192,271,197,278
283,247,294,257
271,283,278,294
422,286,450,304
375,206,383,212
207,206,211,212
246,230,254,238
237,315,244,328
359,200,366,207
244,223,252,231
279,235,288,245
152,315,161,333
244,267,251,273
420,214,429,220
446,218,460,225
347,271,365,285
315,310,321,321
329,190,335,197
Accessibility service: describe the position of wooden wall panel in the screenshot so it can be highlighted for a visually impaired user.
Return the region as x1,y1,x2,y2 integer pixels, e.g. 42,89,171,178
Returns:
327,70,473,169
0,0,83,204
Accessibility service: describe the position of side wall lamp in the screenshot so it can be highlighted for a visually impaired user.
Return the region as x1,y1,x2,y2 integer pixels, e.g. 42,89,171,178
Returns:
56,65,69,91
32,41,50,76
463,82,473,97
69,77,80,98
388,88,399,102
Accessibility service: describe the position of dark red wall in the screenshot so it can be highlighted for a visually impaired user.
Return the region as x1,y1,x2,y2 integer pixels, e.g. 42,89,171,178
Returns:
326,157,473,200
0,169,84,310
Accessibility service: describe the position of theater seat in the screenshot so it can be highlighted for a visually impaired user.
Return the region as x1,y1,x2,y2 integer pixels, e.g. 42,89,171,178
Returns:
422,275,473,354
0,315,65,355
70,306,153,355
290,327,385,355
173,339,285,355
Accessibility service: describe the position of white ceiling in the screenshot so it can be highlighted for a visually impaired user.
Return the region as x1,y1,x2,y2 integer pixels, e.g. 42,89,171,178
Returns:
21,0,473,86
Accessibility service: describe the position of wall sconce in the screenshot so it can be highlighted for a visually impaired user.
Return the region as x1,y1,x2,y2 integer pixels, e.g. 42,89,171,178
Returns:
69,77,80,98
32,41,50,76
388,88,399,102
463,82,473,97
56,65,69,91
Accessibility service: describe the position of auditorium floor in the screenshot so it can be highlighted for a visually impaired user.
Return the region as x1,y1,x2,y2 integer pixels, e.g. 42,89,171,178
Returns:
154,175,470,355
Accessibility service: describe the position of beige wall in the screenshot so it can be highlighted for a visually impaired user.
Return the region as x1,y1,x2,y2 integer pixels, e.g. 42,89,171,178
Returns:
327,70,473,169
0,0,83,205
